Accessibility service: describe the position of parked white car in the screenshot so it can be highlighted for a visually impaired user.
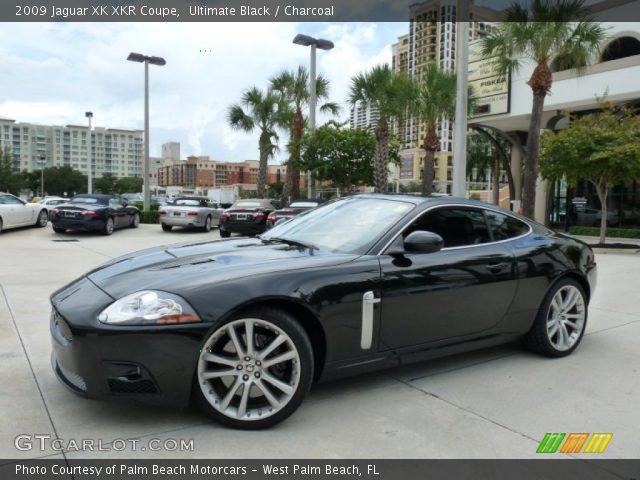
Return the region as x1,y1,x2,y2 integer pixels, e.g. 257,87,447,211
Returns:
0,193,49,233
38,196,69,219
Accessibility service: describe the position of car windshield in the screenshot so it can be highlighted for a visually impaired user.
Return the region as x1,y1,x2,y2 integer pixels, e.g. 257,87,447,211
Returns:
261,197,414,254
172,198,202,206
234,201,262,208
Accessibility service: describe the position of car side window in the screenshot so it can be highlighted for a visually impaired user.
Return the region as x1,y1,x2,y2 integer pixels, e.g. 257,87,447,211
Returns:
485,211,530,241
3,195,23,205
404,208,491,248
109,199,123,209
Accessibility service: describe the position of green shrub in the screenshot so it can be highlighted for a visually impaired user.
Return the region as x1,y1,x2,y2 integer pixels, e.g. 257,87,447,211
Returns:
568,226,640,239
140,211,159,224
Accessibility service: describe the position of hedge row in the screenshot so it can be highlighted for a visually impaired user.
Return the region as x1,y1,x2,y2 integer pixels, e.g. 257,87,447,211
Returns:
568,226,640,239
140,211,160,224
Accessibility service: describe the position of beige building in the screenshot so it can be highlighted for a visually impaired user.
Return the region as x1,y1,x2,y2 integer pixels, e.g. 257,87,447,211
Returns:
0,118,143,178
391,0,493,192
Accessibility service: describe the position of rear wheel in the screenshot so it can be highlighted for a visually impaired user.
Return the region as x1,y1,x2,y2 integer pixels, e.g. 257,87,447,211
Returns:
220,229,231,238
161,224,173,232
524,278,587,357
202,216,212,232
195,308,314,429
52,226,66,233
102,217,114,236
130,213,140,228
0,218,3,234
35,209,48,228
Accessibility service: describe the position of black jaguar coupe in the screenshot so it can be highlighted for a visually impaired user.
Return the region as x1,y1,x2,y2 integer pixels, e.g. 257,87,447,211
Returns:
50,195,596,429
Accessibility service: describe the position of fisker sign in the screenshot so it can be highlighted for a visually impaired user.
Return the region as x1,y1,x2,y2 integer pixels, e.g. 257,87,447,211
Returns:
468,40,510,118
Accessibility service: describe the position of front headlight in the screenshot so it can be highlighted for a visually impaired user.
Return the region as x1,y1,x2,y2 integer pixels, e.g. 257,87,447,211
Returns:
98,290,200,325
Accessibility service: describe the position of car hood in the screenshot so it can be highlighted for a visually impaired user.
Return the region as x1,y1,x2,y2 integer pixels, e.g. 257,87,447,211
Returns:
87,237,356,299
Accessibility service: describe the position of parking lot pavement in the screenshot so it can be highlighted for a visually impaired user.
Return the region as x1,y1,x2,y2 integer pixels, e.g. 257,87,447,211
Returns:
1,224,638,459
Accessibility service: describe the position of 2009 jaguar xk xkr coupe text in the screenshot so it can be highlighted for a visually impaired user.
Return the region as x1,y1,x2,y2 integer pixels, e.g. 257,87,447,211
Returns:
50,194,596,429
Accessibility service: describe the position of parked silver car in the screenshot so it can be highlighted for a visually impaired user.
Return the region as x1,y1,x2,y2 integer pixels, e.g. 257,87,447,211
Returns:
159,196,223,232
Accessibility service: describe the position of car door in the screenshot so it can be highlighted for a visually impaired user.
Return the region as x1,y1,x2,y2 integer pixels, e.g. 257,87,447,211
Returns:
108,198,127,228
2,194,33,226
378,206,518,350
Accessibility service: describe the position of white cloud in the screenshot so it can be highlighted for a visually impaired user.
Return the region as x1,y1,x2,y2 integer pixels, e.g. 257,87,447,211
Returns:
0,22,406,163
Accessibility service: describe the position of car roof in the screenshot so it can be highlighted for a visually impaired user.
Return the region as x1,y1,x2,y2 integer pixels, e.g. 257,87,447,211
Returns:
72,194,114,201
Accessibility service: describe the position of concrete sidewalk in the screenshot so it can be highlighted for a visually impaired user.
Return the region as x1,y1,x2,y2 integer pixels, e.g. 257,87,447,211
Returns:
1,224,639,459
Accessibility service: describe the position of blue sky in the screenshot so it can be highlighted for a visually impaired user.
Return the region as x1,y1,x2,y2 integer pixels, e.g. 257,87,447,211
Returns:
0,22,407,163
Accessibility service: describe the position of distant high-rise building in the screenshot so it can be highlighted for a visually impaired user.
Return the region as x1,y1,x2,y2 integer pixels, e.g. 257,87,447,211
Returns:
162,141,180,161
0,117,143,178
391,0,493,192
349,102,380,131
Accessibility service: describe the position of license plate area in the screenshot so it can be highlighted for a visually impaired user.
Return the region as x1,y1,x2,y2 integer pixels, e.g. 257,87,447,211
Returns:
172,211,182,217
236,214,248,221
62,211,77,218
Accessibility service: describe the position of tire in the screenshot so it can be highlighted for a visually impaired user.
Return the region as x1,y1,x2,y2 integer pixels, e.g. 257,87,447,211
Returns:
524,278,588,358
130,213,140,228
52,226,66,233
35,210,48,228
219,229,231,238
202,216,212,232
0,218,3,234
195,307,314,429
102,217,114,236
161,224,173,232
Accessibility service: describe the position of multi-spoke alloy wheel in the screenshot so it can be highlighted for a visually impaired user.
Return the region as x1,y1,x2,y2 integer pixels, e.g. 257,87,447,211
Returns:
525,279,588,357
196,308,313,429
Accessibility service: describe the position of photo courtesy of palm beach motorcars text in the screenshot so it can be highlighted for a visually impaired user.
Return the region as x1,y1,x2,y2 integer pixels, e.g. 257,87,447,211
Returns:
2,0,640,479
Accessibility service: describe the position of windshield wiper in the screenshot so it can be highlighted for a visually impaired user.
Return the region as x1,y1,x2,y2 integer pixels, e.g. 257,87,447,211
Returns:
261,237,318,250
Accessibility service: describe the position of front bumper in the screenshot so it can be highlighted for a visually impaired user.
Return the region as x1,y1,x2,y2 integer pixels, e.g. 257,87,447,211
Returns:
50,277,209,406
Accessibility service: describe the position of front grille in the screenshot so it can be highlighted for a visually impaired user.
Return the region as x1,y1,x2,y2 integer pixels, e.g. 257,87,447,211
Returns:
108,378,158,394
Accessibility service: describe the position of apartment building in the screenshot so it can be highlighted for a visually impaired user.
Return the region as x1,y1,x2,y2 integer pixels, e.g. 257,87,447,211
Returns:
0,118,143,178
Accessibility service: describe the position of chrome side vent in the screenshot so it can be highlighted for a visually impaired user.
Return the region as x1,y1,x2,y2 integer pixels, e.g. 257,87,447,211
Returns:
361,291,380,350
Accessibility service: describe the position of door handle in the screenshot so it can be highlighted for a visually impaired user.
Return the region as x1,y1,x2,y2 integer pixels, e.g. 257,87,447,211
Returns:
487,262,508,274
361,291,380,350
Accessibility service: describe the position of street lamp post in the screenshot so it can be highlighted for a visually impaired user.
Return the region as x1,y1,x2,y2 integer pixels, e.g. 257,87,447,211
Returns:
292,34,334,199
127,52,166,211
452,0,470,197
38,153,46,198
85,111,93,194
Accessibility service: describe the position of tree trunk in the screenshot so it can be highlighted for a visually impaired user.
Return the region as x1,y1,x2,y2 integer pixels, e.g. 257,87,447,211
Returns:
257,137,268,199
374,120,389,193
595,183,608,245
523,61,552,219
421,124,438,196
492,159,500,206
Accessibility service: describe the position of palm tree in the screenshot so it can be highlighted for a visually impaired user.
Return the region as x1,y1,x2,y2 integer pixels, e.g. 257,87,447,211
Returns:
481,0,606,219
467,132,505,206
349,65,413,193
410,62,457,196
228,87,284,198
270,66,339,204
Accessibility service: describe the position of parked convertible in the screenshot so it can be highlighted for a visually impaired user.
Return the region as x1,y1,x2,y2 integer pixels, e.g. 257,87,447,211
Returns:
219,198,277,237
159,196,223,232
50,195,596,429
0,192,49,233
50,194,139,235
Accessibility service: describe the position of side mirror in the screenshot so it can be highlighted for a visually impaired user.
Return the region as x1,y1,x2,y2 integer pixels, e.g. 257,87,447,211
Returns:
121,198,129,207
405,231,444,253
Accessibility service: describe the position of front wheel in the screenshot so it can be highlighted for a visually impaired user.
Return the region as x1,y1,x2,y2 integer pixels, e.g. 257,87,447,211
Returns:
195,308,314,429
35,209,48,228
130,213,140,228
524,278,588,358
